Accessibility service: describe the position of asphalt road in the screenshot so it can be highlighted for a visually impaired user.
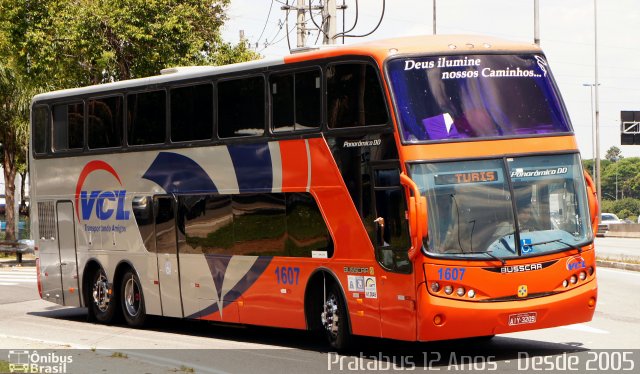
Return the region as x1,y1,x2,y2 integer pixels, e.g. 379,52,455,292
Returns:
0,259,638,373
595,237,640,261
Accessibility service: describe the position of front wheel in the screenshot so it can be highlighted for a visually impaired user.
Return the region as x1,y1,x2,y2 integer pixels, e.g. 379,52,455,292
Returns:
120,269,146,327
90,268,117,324
321,282,351,350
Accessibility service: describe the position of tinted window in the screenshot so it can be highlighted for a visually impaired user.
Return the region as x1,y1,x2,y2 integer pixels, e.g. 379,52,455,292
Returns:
52,102,84,150
373,169,411,273
154,196,176,254
88,96,123,149
133,196,155,252
387,54,571,142
171,84,213,142
271,70,321,132
233,194,286,255
286,193,333,257
327,63,388,128
180,195,233,255
178,193,331,257
32,106,49,154
218,77,265,138
127,90,166,145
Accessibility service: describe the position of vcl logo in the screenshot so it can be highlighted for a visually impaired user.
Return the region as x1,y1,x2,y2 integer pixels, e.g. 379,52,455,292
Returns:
566,255,586,271
74,160,130,222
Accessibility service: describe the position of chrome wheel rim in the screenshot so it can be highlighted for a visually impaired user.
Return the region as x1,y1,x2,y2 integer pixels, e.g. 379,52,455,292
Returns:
321,293,340,338
124,275,141,317
92,272,110,312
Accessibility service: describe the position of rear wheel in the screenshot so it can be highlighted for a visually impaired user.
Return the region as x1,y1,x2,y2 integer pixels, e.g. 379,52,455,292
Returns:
120,269,146,327
90,268,117,324
321,282,351,350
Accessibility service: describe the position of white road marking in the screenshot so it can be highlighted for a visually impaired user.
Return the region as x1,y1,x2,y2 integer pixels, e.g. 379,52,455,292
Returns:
0,282,18,286
559,323,609,334
598,267,640,278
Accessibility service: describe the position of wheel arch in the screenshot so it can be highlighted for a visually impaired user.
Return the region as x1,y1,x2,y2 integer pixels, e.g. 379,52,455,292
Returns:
304,267,351,334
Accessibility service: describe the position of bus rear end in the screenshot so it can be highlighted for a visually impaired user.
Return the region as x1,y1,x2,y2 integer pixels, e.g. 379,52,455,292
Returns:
386,48,598,341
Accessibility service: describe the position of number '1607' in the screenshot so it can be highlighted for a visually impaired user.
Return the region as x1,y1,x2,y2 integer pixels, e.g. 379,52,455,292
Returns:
275,266,300,285
437,267,465,281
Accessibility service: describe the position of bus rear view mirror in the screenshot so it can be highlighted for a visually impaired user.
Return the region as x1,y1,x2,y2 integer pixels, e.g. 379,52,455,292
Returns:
583,170,599,235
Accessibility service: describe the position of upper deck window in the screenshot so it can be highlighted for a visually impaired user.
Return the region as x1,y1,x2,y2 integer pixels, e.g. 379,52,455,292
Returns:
327,63,388,129
218,76,265,138
52,102,84,151
88,96,123,149
32,106,49,154
127,90,166,146
271,69,321,132
170,83,213,142
387,54,571,143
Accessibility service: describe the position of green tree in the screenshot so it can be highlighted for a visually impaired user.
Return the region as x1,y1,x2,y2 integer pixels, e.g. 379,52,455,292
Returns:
0,65,32,241
1,0,258,87
605,146,623,162
0,0,258,242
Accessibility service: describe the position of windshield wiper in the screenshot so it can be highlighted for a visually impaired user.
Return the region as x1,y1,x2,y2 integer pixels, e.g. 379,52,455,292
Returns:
528,238,582,253
478,250,506,266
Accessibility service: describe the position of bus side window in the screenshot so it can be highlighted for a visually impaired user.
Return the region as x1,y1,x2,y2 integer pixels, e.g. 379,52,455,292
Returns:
271,69,321,133
218,76,265,138
127,90,166,146
32,105,50,154
373,168,411,274
88,96,123,149
170,83,213,142
327,63,388,129
52,102,84,151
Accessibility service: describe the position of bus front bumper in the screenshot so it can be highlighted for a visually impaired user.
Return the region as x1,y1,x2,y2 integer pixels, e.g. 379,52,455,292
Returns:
416,279,597,341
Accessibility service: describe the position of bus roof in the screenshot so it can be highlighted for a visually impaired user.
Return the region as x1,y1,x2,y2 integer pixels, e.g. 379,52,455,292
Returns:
32,34,541,103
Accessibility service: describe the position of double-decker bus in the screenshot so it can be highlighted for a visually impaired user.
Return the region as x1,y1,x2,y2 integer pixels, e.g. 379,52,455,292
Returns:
30,35,599,349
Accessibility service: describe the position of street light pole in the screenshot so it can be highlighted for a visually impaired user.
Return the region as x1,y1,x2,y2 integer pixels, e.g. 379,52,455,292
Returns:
583,83,598,177
593,0,602,223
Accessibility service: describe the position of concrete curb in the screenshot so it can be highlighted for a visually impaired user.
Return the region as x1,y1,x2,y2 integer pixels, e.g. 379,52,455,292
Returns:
596,260,640,272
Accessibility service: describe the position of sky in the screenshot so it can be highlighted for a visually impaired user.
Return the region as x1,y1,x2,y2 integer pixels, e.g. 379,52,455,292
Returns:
221,0,640,159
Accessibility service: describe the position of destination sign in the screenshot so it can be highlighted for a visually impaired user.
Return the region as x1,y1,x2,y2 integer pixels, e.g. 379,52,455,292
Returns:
434,171,498,185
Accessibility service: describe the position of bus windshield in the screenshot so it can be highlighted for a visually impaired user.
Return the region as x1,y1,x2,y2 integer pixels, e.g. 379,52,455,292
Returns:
387,54,571,142
410,154,591,259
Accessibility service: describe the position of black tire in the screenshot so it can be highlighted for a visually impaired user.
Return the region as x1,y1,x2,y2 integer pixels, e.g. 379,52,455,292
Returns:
89,268,117,324
120,269,146,327
321,282,351,350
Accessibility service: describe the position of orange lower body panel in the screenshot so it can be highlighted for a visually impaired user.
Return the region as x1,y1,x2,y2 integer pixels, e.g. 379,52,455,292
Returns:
416,279,597,341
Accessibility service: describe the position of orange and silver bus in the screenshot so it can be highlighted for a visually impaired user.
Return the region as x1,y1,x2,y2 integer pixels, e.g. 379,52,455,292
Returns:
30,35,599,349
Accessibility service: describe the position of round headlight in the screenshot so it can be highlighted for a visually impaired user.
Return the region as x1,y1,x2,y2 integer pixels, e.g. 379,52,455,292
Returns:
431,282,440,293
588,267,594,275
562,279,569,287
444,285,453,295
456,287,465,297
579,271,587,281
570,275,577,284
467,289,476,298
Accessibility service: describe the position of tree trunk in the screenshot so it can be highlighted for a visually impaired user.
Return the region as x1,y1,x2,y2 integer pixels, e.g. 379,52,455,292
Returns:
3,131,17,242
19,170,26,215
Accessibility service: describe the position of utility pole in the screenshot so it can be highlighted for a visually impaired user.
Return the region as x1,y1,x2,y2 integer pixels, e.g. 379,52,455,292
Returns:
534,0,540,45
323,0,337,44
296,0,307,48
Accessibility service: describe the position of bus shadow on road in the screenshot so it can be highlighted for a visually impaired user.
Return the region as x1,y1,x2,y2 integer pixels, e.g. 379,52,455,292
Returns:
28,306,588,368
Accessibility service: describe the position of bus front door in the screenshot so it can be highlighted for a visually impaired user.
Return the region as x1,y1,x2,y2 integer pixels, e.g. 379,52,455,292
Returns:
56,201,80,306
372,167,417,341
154,196,183,318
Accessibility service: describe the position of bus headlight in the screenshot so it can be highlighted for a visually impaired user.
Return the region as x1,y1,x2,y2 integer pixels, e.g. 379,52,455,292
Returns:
562,279,569,287
456,287,465,297
431,282,440,293
467,289,476,298
579,271,587,281
444,285,453,295
570,275,577,284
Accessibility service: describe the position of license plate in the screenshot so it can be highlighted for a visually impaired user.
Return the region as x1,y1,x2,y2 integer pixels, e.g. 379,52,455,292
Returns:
508,312,537,326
